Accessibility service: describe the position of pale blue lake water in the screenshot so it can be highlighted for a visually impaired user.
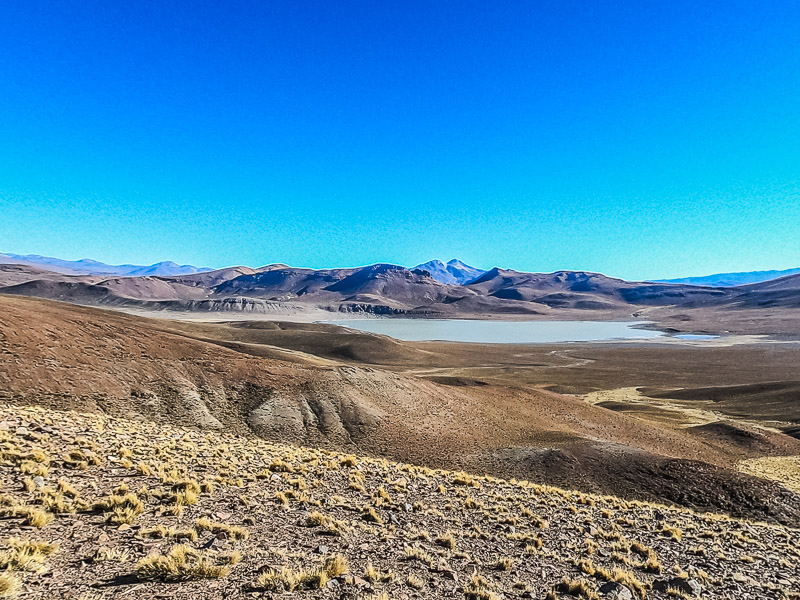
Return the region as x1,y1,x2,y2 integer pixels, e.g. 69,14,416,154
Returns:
324,319,666,344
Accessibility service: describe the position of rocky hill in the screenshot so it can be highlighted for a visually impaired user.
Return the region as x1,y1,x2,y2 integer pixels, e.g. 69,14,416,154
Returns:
1,403,798,599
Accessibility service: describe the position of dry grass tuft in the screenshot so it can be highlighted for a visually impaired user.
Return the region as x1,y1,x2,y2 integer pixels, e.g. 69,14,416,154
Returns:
136,544,232,581
557,577,599,599
0,573,21,598
256,564,328,591
0,538,59,572
464,573,499,600
194,517,249,540
323,553,349,577
94,546,132,562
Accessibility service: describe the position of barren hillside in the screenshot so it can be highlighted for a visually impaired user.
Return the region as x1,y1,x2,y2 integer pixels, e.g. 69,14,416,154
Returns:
2,295,800,525
0,404,798,599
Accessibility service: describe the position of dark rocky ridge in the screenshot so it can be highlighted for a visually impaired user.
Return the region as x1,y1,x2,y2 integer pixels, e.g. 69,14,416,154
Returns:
4,261,800,317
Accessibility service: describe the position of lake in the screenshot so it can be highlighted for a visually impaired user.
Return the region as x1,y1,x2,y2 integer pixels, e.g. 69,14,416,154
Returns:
324,319,665,344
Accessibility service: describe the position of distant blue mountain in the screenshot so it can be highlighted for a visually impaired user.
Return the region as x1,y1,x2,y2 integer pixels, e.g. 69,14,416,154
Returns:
654,268,800,287
413,259,486,285
0,253,212,277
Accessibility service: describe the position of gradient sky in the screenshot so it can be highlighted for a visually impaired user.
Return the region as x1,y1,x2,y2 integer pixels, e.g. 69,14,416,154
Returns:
1,1,799,280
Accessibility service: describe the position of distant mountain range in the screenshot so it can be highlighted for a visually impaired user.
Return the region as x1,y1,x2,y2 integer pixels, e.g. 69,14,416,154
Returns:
655,268,800,287
5,252,799,290
0,253,212,277
2,252,799,316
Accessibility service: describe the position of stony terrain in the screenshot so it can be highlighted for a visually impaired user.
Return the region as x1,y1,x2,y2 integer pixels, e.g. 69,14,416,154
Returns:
1,404,799,600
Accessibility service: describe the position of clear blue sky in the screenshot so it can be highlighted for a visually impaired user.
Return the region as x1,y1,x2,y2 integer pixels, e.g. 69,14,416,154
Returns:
1,1,799,280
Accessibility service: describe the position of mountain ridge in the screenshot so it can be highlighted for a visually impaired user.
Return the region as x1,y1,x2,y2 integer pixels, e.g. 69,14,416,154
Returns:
0,252,212,277
5,251,800,288
2,253,800,319
655,267,800,287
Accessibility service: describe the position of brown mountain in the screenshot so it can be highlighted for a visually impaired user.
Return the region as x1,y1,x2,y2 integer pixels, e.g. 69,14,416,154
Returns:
1,259,798,317
467,268,730,309
0,263,104,286
715,273,800,308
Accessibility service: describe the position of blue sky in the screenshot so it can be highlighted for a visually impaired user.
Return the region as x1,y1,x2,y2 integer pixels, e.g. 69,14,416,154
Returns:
1,1,799,280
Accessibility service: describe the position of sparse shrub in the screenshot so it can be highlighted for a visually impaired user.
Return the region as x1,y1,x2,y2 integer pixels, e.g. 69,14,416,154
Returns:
135,462,152,476
493,556,514,571
557,578,599,599
464,573,499,600
323,554,348,577
269,460,293,473
404,545,436,567
305,511,348,536
362,506,382,523
340,455,359,468
0,572,21,598
136,544,231,581
364,561,395,583
94,546,131,562
19,460,48,477
56,478,79,498
194,517,249,540
0,538,59,571
95,493,144,525
12,507,54,528
659,525,683,541
256,564,328,591
453,472,479,487
140,525,198,542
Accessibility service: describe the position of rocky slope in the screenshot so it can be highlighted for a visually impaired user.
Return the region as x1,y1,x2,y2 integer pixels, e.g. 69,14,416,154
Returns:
1,404,798,599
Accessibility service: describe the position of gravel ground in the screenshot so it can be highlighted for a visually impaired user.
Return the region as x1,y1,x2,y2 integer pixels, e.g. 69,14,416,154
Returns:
0,404,798,600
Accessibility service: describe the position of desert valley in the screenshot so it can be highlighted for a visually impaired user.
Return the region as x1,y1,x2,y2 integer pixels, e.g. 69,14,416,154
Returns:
1,254,799,599
3,3,799,598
